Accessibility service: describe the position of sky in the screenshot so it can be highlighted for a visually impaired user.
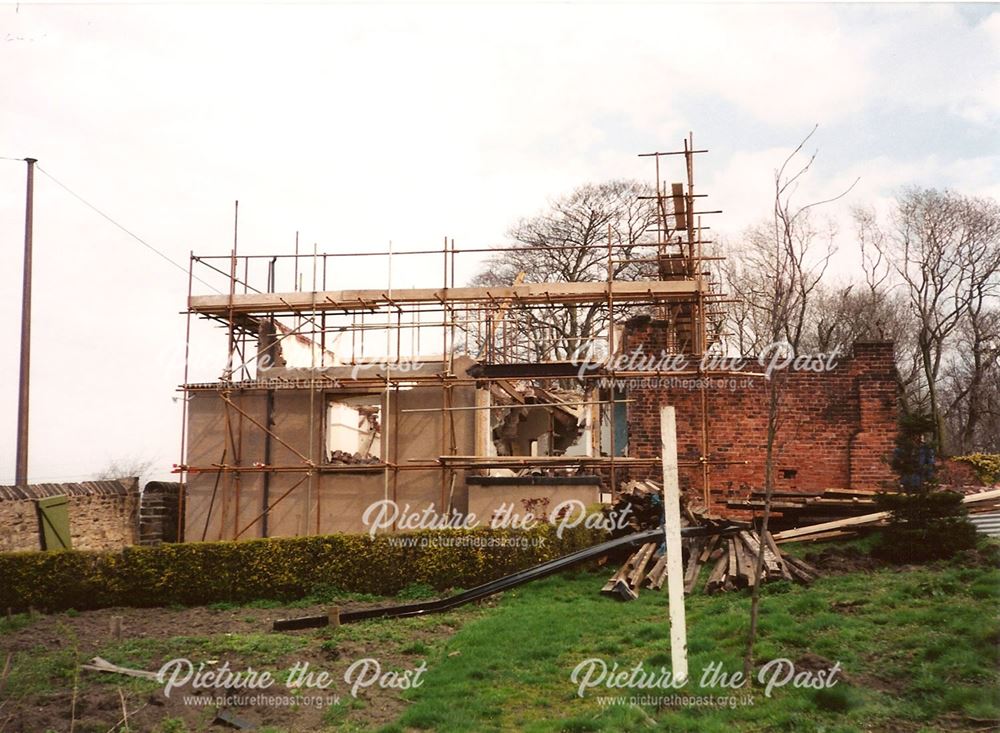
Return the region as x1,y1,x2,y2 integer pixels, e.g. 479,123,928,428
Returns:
0,2,998,484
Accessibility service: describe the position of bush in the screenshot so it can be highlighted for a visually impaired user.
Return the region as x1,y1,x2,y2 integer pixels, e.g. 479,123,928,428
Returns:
0,525,603,613
872,414,976,562
873,412,978,563
952,453,1000,485
873,490,978,563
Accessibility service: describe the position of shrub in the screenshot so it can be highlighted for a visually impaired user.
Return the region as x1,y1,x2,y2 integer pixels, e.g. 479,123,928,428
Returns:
874,490,978,562
952,453,1000,485
874,413,978,563
0,525,602,613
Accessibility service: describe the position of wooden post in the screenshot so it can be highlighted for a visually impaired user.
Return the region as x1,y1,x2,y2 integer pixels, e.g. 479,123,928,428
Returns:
660,406,688,685
111,615,122,641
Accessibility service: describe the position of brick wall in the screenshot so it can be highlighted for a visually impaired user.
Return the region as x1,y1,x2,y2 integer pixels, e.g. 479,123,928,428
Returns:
620,319,899,510
139,482,181,545
0,479,139,553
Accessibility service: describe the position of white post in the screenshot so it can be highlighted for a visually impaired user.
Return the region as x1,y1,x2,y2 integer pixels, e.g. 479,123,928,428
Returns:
660,406,688,685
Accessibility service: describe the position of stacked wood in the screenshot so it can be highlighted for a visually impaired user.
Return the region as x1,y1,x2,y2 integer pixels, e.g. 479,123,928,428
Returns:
605,480,740,537
604,481,667,537
726,487,891,528
702,530,815,593
600,530,812,599
601,542,658,600
770,486,1000,544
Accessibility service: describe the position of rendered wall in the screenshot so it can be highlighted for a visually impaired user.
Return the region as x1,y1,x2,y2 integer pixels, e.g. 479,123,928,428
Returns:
183,383,476,539
467,480,600,524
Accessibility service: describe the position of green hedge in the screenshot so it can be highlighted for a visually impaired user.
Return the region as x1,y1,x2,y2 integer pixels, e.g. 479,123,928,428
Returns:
0,525,604,613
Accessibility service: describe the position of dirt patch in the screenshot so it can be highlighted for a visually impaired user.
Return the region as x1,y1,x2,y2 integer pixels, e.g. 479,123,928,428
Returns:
0,601,391,655
806,542,998,577
804,546,887,574
0,599,467,732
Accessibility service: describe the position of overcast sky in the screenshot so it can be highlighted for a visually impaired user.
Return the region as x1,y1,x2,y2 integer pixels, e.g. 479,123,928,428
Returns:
1,3,998,484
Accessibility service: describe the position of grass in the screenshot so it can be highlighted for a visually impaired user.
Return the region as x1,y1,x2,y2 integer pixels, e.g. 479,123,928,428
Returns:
0,611,33,635
205,585,386,612
383,543,1000,732
3,537,996,732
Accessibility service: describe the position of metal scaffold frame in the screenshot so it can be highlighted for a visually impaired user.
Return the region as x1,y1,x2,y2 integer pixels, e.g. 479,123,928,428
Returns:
174,135,740,541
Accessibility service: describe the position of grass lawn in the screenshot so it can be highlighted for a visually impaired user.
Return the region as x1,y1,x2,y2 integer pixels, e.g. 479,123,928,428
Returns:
382,539,1000,733
1,539,997,732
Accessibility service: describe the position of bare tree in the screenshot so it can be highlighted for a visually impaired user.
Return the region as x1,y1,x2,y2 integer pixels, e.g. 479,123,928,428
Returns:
866,189,1000,453
941,300,1000,452
469,180,658,360
94,457,155,486
740,127,857,682
722,208,835,355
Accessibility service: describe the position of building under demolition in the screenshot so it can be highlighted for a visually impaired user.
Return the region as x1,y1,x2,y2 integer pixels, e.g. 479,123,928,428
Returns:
176,138,899,541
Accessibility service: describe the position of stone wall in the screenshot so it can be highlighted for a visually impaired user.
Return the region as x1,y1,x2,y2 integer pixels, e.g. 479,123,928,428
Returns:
621,318,899,509
0,479,139,553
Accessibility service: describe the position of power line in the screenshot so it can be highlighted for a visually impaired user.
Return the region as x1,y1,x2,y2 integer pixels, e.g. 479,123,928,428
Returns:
35,165,222,293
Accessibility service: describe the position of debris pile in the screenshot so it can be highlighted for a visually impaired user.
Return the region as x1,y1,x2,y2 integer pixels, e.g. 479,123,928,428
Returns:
604,480,667,537
327,449,381,465
605,479,741,537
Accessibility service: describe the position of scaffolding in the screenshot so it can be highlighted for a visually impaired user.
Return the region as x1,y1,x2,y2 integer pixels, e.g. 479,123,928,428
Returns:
175,134,738,541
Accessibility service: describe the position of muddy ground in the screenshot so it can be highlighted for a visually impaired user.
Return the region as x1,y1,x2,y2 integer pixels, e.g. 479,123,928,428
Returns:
0,597,489,733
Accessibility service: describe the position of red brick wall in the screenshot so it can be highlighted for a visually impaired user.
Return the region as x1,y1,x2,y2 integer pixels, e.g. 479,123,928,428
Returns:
619,320,899,510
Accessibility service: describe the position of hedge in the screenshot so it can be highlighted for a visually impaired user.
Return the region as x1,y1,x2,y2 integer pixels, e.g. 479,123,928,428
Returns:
0,525,605,613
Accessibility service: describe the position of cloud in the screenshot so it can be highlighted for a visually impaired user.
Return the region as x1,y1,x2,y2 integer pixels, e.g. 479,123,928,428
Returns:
0,4,996,482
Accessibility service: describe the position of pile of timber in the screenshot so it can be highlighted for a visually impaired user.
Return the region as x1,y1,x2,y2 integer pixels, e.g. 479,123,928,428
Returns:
601,530,816,600
770,486,1000,544
725,487,889,528
604,481,666,537
702,531,818,592
606,480,735,537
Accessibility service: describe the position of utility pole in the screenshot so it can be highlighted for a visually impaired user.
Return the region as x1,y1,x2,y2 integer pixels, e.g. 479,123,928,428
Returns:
16,157,36,487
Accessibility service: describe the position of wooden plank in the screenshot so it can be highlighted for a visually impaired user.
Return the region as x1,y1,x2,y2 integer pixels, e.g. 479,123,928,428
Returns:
774,487,1000,541
733,535,755,586
190,279,705,316
660,406,689,684
774,529,857,544
742,531,781,576
698,535,720,563
81,657,159,680
762,531,794,581
602,557,639,601
783,556,818,584
725,538,738,590
822,488,881,497
627,543,658,589
772,510,892,541
644,553,669,590
704,553,729,594
683,537,706,594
